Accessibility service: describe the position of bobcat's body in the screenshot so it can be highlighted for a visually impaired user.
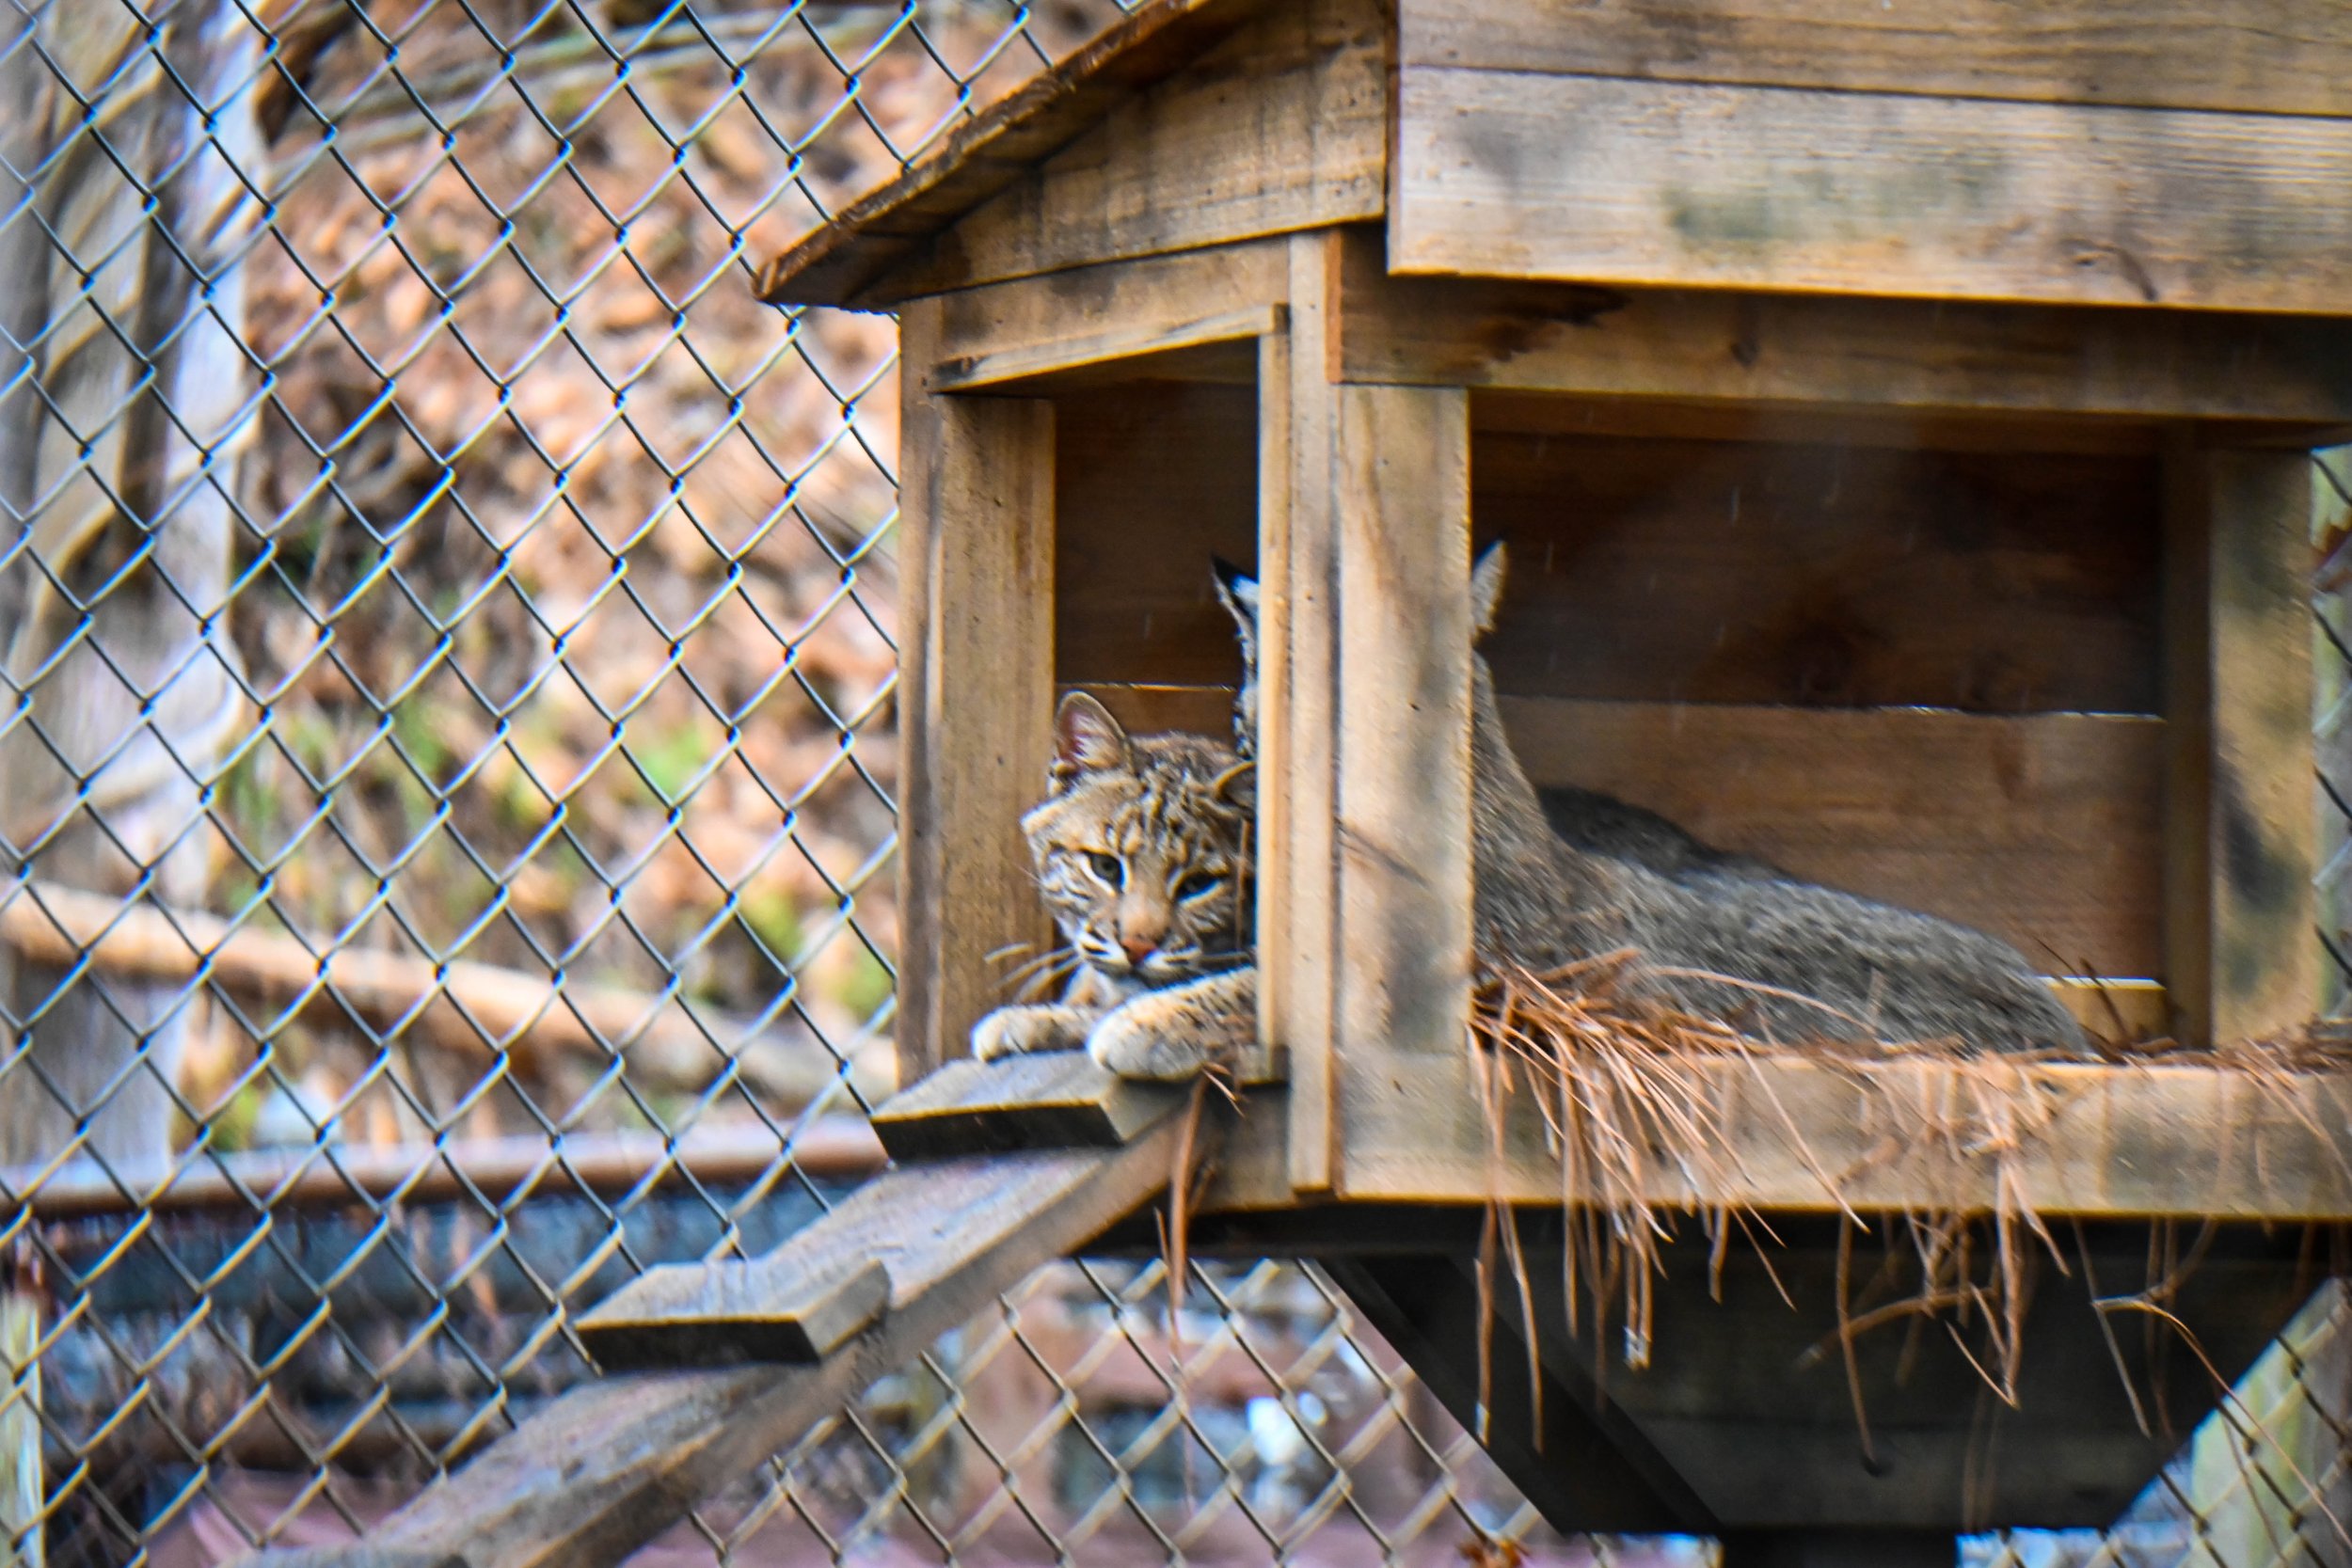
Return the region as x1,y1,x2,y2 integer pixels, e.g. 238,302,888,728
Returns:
976,549,2083,1081
1219,549,2083,1057
1452,609,2083,1050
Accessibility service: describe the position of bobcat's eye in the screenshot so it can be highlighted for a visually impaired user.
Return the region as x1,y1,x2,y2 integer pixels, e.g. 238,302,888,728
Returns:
1173,871,1223,900
1084,851,1124,889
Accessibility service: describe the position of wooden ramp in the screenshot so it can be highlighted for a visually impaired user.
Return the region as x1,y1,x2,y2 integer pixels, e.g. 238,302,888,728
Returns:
244,1055,1204,1568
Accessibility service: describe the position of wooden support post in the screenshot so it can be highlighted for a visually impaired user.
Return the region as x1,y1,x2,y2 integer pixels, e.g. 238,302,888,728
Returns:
0,1277,38,1568
897,298,1057,1083
1325,1253,1705,1534
1266,235,1476,1193
2162,438,2318,1046
1265,230,1342,1194
1331,380,1474,1168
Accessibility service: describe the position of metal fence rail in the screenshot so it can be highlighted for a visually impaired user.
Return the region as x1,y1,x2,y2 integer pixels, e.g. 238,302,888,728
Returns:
0,3,2346,1566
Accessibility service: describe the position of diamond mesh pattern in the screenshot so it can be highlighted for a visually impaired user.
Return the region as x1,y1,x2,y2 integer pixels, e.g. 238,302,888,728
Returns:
0,4,2345,1566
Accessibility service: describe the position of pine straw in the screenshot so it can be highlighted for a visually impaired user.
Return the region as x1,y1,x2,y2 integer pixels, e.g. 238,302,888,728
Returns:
1465,951,2352,1534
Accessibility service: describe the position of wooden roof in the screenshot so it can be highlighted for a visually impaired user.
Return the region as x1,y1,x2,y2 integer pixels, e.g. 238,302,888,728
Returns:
755,0,1265,309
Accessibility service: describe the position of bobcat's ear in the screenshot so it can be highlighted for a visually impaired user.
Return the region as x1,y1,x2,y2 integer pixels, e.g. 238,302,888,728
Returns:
1052,692,1131,787
1209,757,1255,816
1470,540,1508,636
1211,558,1259,643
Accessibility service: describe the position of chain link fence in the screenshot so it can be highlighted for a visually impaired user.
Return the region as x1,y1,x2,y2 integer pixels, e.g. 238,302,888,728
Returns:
0,3,2345,1566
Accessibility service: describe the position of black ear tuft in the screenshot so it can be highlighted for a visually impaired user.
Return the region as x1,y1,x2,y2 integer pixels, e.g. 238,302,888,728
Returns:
1211,557,1260,635
1469,539,1508,635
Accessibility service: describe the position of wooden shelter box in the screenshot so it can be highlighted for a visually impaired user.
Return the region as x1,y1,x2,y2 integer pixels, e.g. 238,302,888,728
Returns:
756,0,2352,1545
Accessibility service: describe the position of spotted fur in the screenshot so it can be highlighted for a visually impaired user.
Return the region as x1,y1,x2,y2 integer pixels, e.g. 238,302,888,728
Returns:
972,694,1270,1078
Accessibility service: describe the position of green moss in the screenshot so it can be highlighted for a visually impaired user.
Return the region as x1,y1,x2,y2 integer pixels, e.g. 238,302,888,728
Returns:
739,883,803,958
833,943,893,1022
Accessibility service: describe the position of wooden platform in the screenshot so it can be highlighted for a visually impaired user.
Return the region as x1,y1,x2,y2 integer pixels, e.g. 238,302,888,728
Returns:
245,1051,2352,1568
1198,1051,2352,1219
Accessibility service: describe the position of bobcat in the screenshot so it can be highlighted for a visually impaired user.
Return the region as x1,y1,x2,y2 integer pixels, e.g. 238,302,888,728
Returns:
977,546,2082,1082
1213,546,2086,1056
1211,559,1778,885
970,693,1269,1078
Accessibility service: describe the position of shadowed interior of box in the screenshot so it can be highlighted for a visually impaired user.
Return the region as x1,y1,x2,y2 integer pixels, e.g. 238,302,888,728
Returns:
1051,376,2168,987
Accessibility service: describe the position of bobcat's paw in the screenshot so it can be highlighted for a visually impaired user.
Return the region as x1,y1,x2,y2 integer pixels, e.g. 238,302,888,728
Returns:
972,1006,1087,1062
1085,994,1223,1081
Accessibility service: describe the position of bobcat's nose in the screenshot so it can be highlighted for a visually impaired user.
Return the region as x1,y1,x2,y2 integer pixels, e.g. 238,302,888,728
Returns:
1120,935,1156,967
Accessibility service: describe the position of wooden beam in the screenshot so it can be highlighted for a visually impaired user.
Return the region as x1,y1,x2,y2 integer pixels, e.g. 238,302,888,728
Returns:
896,299,1056,1084
1334,230,2352,425
1324,1253,1711,1534
1471,421,2164,716
1331,382,1475,1163
868,1051,1184,1161
928,239,1289,382
1391,68,2352,314
260,1115,1197,1568
929,304,1284,393
580,1258,890,1371
2154,441,2324,1048
580,1120,1197,1370
1265,231,1343,1194
867,0,1389,306
2163,441,2321,1046
1499,701,2166,984
1401,0,2352,119
1499,1222,2312,1529
753,0,1268,308
1194,1052,2352,1219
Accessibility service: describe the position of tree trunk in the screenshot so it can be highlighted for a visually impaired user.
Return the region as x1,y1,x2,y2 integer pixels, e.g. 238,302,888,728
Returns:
0,4,262,1561
0,0,259,1164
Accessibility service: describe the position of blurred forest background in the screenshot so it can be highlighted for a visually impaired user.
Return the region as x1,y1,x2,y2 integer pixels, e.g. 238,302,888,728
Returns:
186,0,1121,1148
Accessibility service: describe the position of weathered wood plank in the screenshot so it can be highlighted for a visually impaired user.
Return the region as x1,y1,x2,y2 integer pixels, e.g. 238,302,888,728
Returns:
1270,232,1343,1193
1474,424,2163,715
755,0,1266,308
580,1258,889,1371
1332,381,1475,1094
1501,701,2165,982
877,0,1389,304
262,1117,1198,1568
929,239,1289,382
2162,442,2321,1045
930,303,1283,392
898,300,1056,1084
1325,1253,1713,1534
1057,393,2170,710
1513,1225,2312,1529
1337,232,2352,423
1401,0,2352,119
1392,68,2352,314
2048,978,2166,1039
1300,1053,2352,1219
580,1116,1191,1369
869,1051,1185,1161
1471,391,2167,455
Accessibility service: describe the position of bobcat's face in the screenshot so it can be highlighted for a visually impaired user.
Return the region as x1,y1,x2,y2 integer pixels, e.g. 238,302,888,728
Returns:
1025,694,1255,989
